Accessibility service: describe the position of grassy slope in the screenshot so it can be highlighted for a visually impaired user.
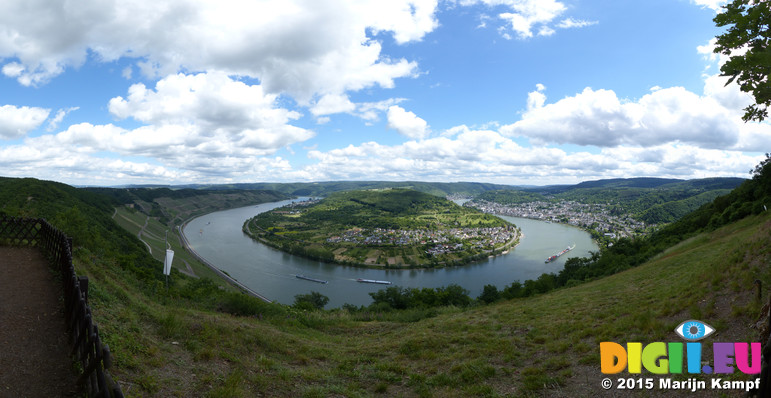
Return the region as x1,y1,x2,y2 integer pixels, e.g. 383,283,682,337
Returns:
112,206,233,286
81,209,771,397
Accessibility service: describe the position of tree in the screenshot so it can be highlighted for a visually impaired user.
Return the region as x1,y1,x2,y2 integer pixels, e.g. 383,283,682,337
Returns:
293,291,329,310
713,0,771,122
478,284,501,304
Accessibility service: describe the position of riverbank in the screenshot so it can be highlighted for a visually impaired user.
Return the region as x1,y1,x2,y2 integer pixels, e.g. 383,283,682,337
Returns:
243,218,521,270
179,219,272,303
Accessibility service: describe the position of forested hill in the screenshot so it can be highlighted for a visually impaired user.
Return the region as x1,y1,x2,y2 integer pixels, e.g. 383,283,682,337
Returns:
552,158,770,285
473,177,745,224
86,186,289,225
128,181,515,198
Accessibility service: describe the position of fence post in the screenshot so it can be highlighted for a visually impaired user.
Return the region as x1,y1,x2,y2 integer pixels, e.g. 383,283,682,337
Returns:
79,276,89,304
0,216,124,398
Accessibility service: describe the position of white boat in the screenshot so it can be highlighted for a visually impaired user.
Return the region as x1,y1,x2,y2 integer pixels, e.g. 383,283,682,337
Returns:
356,278,392,285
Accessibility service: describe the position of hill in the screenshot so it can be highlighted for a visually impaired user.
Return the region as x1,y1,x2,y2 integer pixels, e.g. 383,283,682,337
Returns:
123,180,517,198
1,172,770,396
244,189,518,267
87,187,289,225
1,157,769,396
472,177,745,225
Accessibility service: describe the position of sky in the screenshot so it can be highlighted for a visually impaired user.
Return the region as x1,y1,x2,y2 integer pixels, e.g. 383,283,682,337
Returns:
0,0,767,186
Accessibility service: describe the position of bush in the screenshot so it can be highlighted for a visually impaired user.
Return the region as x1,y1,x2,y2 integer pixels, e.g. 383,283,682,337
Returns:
220,292,264,316
478,284,500,304
293,291,330,310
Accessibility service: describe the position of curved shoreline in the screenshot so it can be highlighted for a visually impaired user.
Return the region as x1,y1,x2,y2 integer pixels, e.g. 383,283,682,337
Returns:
179,217,272,303
242,217,522,270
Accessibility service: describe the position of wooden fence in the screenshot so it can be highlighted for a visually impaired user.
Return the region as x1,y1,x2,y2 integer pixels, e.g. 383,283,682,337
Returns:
0,216,124,398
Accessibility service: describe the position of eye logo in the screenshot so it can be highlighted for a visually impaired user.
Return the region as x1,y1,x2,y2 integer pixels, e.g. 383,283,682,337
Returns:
674,320,715,341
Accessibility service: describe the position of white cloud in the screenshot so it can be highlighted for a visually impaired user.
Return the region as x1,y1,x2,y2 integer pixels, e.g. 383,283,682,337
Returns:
47,107,79,132
4,72,316,180
310,94,356,117
387,105,430,139
0,0,436,101
691,0,726,11
0,105,50,139
108,72,311,146
355,98,406,122
300,128,762,184
2,62,24,78
461,0,593,39
526,84,546,110
501,75,770,151
556,18,598,29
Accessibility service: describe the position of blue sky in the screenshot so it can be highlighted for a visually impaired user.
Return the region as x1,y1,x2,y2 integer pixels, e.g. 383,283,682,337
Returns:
0,0,766,186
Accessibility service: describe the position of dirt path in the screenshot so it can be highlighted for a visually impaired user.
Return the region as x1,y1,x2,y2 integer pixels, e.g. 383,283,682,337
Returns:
0,247,78,397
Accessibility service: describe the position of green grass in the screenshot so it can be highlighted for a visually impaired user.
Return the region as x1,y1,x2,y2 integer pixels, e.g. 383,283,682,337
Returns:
113,206,236,289
79,211,771,397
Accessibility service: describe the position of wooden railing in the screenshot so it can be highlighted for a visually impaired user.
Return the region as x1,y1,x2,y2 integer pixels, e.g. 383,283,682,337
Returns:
0,216,124,398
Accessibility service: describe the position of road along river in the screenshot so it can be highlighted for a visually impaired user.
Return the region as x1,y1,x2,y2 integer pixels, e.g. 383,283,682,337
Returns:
182,198,598,308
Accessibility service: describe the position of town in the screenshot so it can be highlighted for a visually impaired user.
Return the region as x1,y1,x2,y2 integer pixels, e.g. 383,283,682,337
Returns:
466,199,651,239
326,225,518,255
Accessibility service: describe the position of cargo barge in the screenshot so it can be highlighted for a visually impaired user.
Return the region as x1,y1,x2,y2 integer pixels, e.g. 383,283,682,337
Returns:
545,244,576,263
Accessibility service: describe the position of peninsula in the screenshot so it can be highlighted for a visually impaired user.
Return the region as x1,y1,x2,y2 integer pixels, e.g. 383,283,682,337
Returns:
243,189,519,268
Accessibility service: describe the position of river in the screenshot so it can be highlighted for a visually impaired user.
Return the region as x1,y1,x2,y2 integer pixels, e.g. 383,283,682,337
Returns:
183,198,598,308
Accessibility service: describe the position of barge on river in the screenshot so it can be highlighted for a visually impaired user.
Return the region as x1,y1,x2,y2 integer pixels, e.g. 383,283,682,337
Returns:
356,278,392,285
545,244,576,263
295,274,328,284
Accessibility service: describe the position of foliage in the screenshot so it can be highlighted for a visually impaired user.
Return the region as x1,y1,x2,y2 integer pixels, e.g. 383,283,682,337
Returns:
477,284,501,304
368,284,472,310
293,291,330,310
714,0,771,121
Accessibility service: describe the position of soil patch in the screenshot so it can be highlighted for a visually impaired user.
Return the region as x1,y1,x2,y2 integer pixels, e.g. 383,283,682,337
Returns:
0,247,78,397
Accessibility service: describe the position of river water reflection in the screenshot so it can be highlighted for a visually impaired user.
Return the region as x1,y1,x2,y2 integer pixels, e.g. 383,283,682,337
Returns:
183,198,598,308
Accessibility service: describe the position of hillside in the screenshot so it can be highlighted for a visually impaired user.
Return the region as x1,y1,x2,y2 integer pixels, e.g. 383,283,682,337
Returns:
127,181,516,198
244,189,517,267
1,176,769,396
473,177,744,225
0,160,769,396
88,187,290,225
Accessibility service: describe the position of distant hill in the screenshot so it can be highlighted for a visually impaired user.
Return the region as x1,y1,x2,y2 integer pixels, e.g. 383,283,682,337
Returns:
119,181,519,197
474,177,746,224
86,187,290,225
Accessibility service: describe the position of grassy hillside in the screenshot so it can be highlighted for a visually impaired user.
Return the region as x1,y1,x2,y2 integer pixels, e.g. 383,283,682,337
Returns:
1,165,768,396
68,204,771,397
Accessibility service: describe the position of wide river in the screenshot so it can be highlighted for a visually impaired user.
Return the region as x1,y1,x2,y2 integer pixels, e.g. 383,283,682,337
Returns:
183,198,598,308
